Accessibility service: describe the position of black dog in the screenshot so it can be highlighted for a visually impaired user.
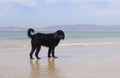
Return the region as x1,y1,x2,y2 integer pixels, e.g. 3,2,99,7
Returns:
27,28,65,59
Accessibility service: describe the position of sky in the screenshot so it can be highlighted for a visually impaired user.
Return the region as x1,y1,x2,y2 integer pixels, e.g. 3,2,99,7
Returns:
0,0,120,28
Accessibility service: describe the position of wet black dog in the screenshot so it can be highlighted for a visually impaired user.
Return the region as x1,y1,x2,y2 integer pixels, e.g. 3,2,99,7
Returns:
27,28,65,59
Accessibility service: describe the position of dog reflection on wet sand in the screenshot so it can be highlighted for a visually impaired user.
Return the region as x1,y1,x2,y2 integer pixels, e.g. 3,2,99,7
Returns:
29,59,60,78
29,60,41,78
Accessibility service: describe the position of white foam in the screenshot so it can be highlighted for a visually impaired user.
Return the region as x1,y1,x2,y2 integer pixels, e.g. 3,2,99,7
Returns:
60,42,120,47
1,41,120,48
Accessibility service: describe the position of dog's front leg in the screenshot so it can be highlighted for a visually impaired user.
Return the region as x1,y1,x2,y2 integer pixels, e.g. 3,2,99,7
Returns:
48,48,52,58
52,47,58,58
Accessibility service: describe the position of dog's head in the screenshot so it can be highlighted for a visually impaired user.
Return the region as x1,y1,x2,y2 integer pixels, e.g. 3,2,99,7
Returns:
54,30,65,40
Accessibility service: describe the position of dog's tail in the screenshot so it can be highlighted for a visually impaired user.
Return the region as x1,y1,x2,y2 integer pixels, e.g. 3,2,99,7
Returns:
27,28,35,38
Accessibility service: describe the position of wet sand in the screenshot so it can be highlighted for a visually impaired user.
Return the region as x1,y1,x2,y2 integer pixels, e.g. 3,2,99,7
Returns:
0,45,120,78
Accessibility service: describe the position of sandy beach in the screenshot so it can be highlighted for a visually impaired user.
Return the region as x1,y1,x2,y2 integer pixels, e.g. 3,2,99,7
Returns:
0,45,120,78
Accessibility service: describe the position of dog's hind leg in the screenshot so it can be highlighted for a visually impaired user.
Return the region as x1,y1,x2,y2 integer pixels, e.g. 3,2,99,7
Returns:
35,46,41,59
30,48,35,59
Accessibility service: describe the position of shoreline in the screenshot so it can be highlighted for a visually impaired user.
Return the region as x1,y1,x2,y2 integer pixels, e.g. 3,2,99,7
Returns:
1,41,120,49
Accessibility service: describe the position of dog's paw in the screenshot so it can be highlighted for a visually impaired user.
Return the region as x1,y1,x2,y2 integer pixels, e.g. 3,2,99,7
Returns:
48,56,52,58
36,57,41,59
30,58,34,60
53,56,58,58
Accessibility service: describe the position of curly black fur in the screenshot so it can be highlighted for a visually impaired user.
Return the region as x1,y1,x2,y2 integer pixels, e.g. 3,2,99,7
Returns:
27,28,65,59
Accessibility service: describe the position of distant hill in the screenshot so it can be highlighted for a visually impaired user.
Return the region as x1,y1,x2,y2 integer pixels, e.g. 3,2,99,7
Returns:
1,24,120,32
0,26,27,31
41,24,120,32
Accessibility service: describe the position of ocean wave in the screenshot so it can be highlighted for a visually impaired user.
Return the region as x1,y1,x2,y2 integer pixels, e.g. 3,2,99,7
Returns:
60,42,120,47
1,42,120,48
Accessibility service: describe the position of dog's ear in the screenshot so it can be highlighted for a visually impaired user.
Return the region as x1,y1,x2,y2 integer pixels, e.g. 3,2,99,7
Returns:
54,30,65,40
54,32,58,39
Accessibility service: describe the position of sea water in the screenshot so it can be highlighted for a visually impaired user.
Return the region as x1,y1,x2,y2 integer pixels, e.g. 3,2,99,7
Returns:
0,31,120,48
65,31,120,46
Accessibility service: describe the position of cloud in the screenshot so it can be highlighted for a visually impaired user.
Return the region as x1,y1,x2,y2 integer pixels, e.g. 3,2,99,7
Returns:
43,0,106,5
0,4,18,16
44,0,58,5
93,8,120,17
49,0,120,17
0,0,37,7
1,0,120,17
43,0,120,4
0,0,38,16
43,0,120,16
91,0,120,17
